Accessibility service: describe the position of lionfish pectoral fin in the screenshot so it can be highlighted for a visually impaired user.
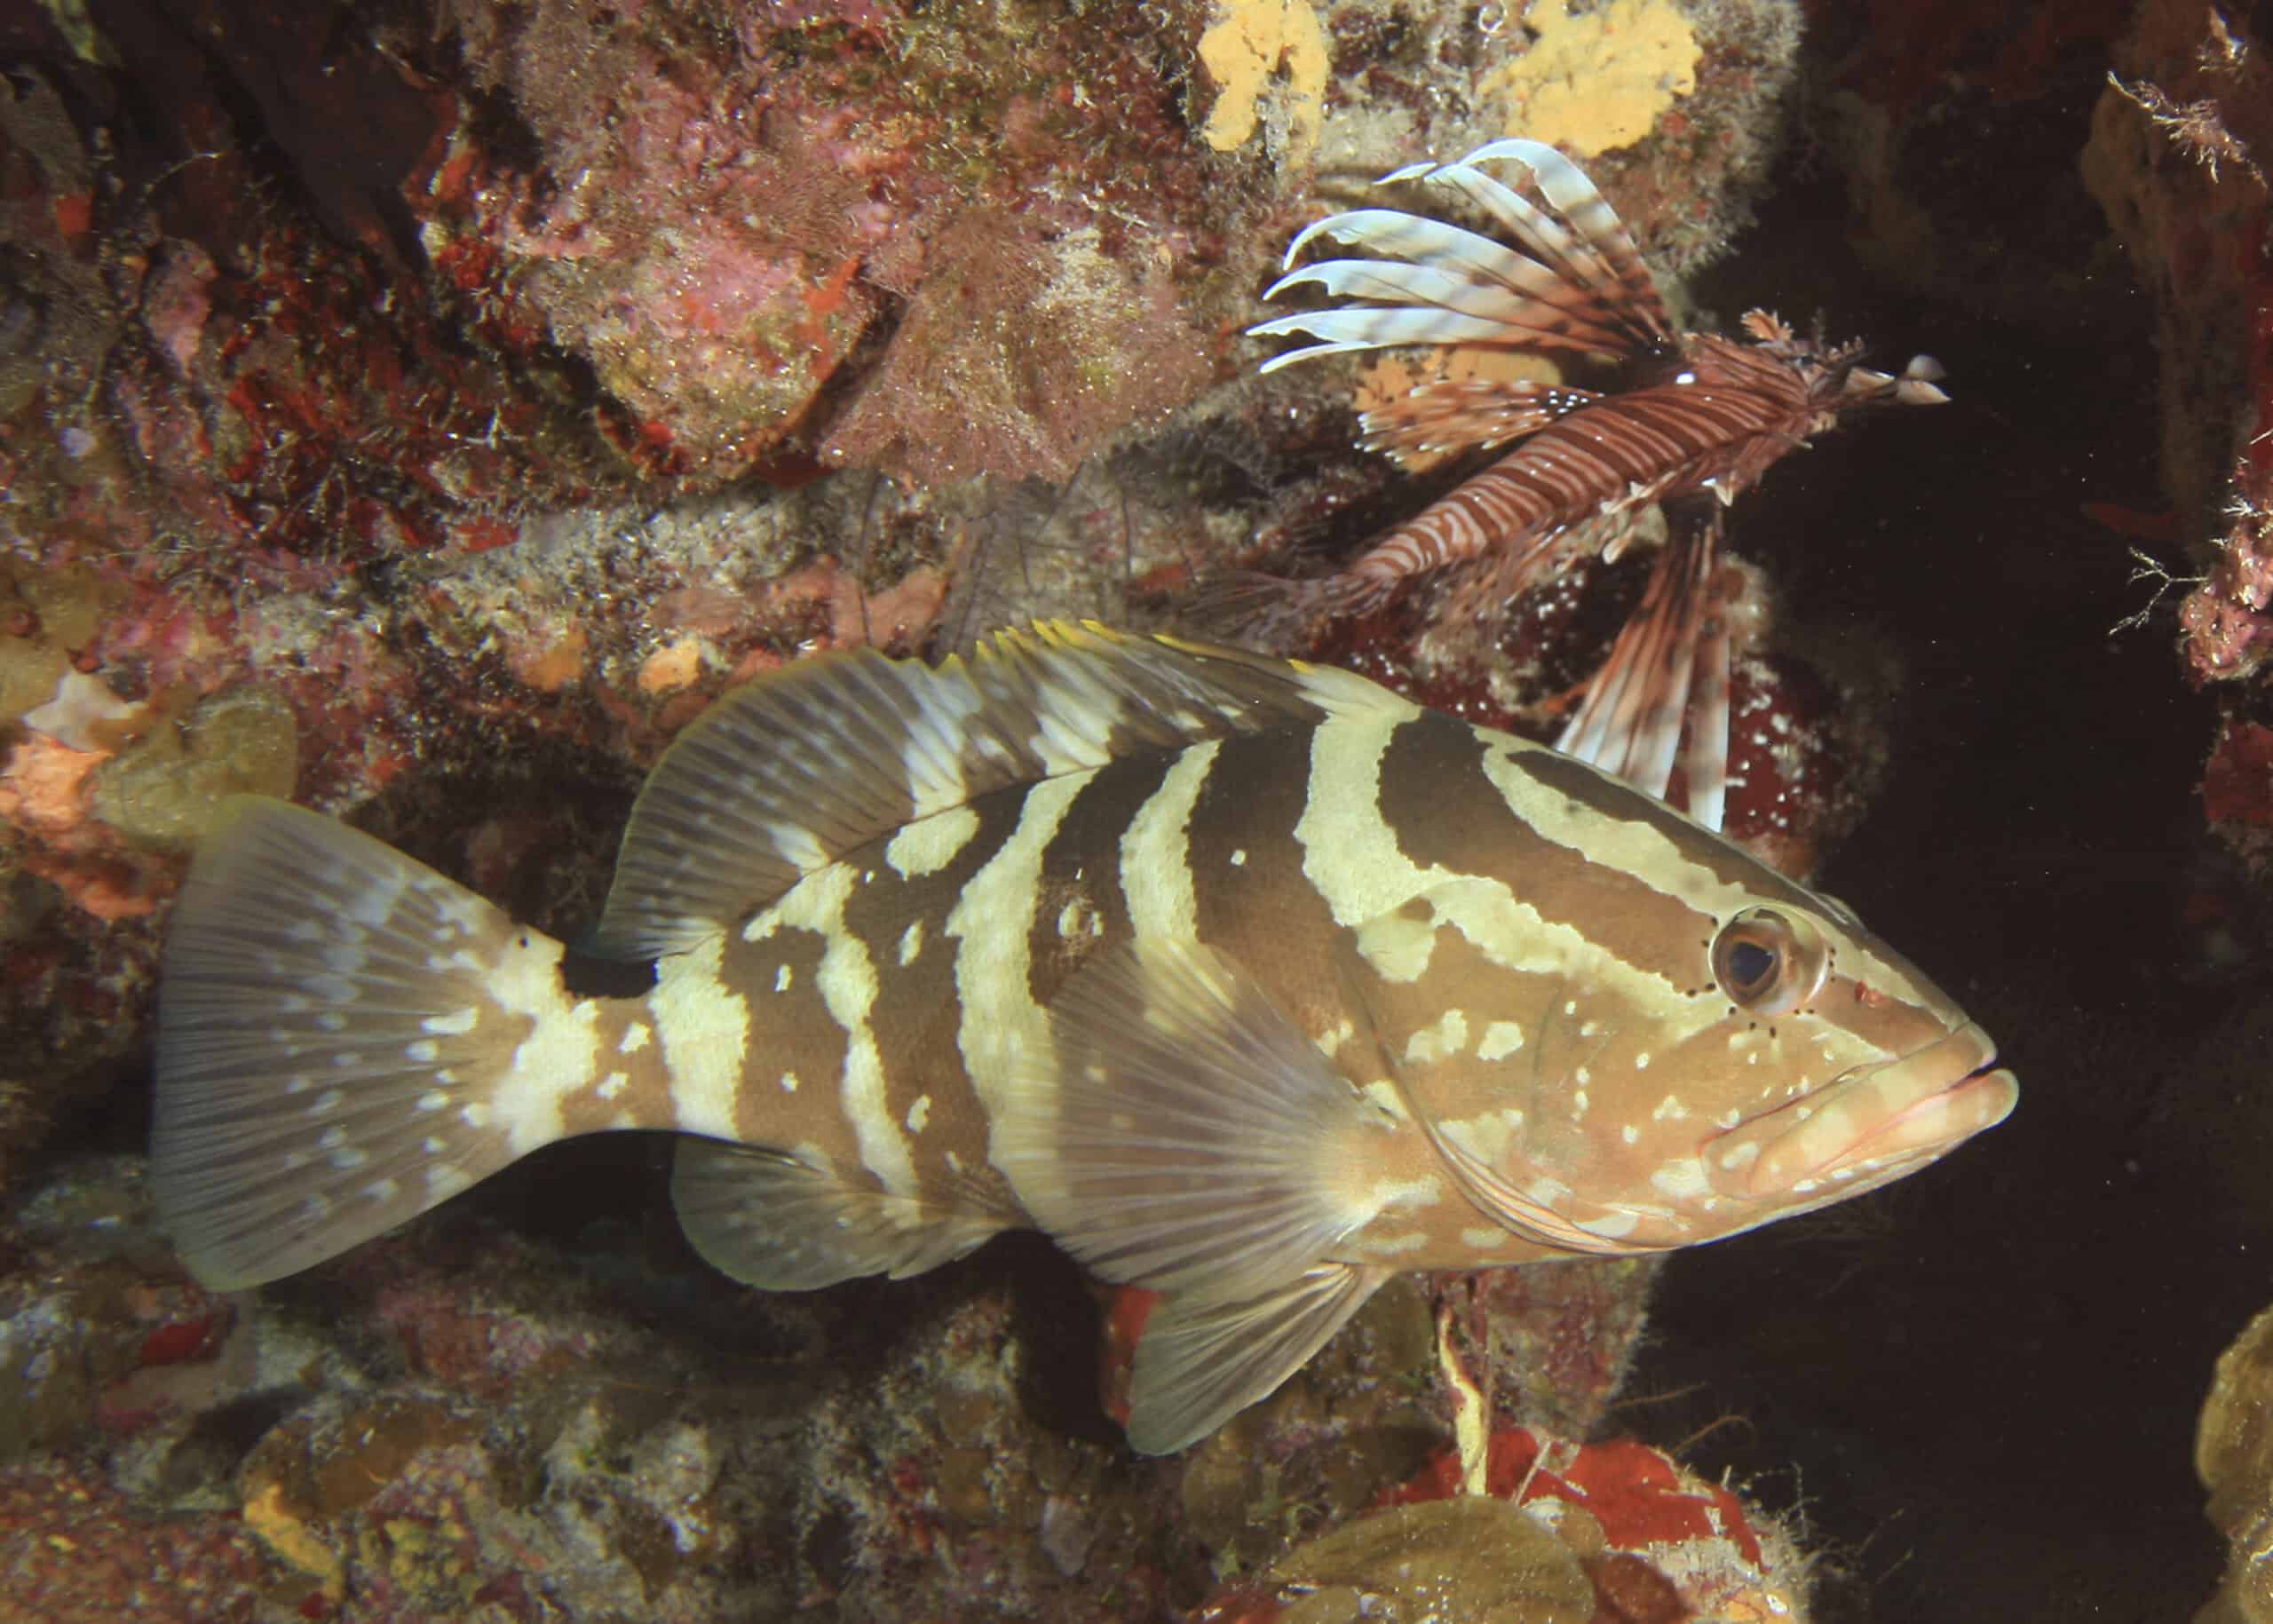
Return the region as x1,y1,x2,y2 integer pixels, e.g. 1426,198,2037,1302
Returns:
670,1140,1014,1291
1358,376,1603,468
996,938,1393,1303
1250,304,1529,372
1250,162,1669,370
1123,1264,1393,1454
1556,514,1723,822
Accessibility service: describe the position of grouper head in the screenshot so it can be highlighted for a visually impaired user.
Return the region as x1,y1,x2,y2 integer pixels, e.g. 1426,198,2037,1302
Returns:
1348,743,2018,1259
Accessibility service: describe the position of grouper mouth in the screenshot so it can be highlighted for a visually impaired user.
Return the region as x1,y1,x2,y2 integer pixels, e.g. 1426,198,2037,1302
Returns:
1703,1021,2019,1200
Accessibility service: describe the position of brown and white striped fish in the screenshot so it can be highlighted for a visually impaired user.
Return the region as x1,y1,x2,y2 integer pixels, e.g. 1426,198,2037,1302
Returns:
1248,139,1950,830
152,622,2015,1454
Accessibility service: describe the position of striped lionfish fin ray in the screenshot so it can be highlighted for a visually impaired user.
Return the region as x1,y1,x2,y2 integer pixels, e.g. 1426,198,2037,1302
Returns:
995,938,1394,1301
1556,512,1723,821
670,1140,1014,1290
154,799,582,1288
1323,438,1652,607
588,622,1408,957
1415,140,1673,353
1126,1264,1393,1455
1254,215,1639,368
1252,140,1671,392
1358,377,1604,470
1255,210,1642,360
1677,577,1735,833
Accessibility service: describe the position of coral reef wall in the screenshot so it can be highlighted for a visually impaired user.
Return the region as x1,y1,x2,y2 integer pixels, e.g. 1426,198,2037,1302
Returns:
18,0,2266,1620
0,2,1839,1617
0,0,1811,1223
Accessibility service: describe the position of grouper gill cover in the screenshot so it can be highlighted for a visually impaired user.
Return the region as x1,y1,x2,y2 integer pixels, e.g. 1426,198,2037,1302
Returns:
150,622,2017,1454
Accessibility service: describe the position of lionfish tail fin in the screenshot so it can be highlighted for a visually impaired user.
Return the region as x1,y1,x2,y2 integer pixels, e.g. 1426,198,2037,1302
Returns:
1556,516,1724,826
1358,377,1603,469
1250,142,1675,392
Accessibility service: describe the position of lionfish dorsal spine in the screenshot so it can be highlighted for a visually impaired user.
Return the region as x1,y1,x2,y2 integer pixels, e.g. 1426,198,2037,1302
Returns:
1412,139,1674,354
1251,141,1681,377
1255,212,1640,369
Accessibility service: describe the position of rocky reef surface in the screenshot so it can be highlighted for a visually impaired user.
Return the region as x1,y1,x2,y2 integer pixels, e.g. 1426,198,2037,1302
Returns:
0,1,1833,1615
1,1142,1678,1618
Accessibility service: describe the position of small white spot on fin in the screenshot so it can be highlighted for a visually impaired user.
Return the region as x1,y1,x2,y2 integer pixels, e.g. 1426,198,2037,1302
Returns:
1477,1020,1525,1063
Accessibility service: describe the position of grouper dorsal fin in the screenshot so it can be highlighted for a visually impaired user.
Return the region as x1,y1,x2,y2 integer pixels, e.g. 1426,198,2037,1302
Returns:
587,621,1411,957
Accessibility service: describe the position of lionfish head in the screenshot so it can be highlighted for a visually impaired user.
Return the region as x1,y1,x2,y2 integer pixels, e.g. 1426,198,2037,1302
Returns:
1739,307,1949,424
1842,352,1949,408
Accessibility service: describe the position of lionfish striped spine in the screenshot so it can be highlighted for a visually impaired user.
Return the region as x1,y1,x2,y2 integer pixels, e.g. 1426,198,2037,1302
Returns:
1248,139,1949,832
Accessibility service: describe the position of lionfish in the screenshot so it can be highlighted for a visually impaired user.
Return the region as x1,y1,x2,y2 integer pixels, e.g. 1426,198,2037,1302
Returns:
1248,139,1949,832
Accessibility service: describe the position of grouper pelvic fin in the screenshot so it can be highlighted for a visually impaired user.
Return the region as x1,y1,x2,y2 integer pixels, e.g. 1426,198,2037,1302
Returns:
670,1138,1012,1290
585,621,1403,959
998,937,1405,1452
1129,1265,1393,1455
153,798,556,1289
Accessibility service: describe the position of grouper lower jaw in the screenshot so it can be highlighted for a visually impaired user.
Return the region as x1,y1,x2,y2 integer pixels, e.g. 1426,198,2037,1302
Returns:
1818,1063,2020,1181
1704,1022,2018,1201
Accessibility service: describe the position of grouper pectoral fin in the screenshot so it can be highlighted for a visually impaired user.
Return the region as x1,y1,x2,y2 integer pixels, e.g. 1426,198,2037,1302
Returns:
670,1138,1010,1291
996,936,1398,1303
1128,1264,1394,1455
995,935,1406,1452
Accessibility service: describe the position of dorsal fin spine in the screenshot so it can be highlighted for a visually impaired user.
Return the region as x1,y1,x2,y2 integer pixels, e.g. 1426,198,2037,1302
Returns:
584,623,1396,961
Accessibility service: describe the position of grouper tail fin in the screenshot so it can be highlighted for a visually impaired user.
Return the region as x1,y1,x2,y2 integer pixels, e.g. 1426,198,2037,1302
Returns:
153,797,571,1289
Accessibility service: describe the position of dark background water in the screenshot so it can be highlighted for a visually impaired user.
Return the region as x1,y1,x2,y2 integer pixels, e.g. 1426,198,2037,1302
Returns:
1625,68,2260,1620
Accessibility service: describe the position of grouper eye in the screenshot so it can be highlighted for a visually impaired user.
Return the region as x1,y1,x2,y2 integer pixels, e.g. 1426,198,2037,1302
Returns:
1711,907,1829,1016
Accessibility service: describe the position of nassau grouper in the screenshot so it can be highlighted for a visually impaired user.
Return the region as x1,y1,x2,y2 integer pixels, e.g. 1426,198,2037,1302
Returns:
151,622,2016,1454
